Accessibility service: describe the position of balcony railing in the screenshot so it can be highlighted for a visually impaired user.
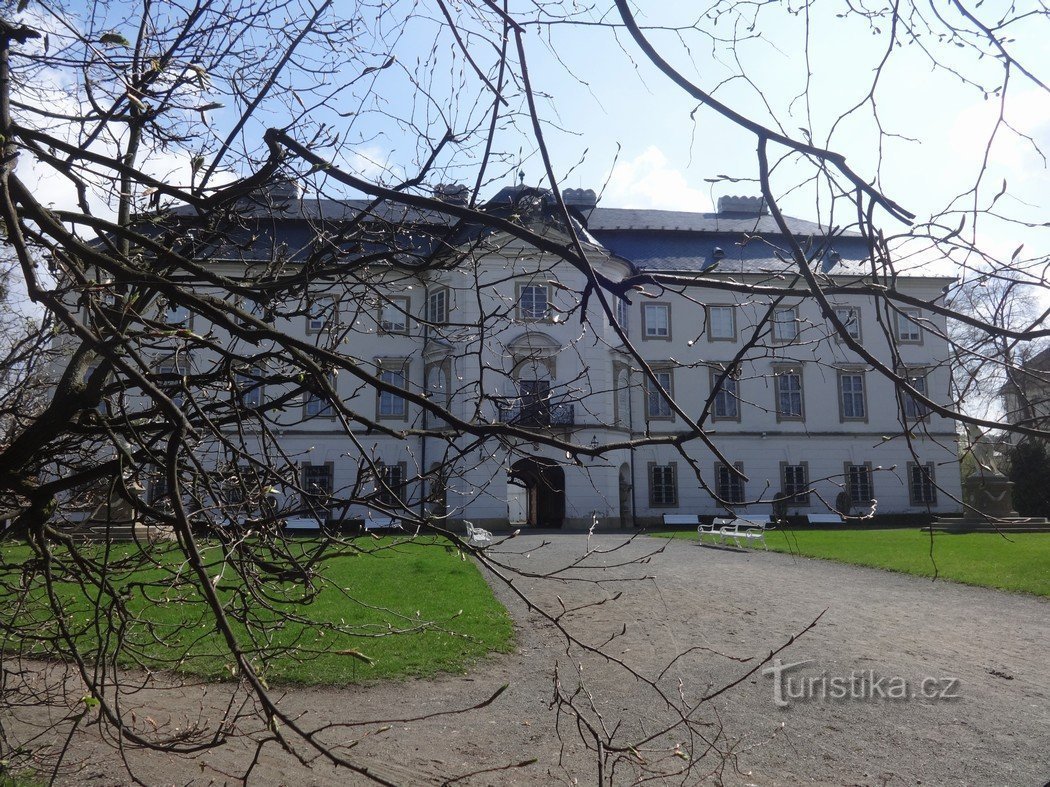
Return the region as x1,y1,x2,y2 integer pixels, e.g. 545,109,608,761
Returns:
496,399,575,427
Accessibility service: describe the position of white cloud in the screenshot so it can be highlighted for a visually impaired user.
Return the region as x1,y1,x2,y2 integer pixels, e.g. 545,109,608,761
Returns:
948,88,1050,178
599,146,713,212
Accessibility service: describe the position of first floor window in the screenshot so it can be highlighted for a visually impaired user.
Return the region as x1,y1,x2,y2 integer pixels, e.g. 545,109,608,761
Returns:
909,462,937,506
377,462,407,507
615,298,629,335
642,303,670,339
645,368,674,419
711,369,740,420
774,368,803,420
302,463,334,515
708,305,735,341
305,374,334,418
427,287,449,324
833,306,860,340
782,463,809,505
379,297,410,334
649,463,678,507
838,371,866,420
773,306,799,343
518,284,549,321
846,464,873,507
895,308,922,343
716,462,746,505
378,368,407,418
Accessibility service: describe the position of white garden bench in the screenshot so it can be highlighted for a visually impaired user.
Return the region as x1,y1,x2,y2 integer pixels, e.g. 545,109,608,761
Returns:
465,522,492,547
807,512,844,525
718,515,772,549
662,513,718,543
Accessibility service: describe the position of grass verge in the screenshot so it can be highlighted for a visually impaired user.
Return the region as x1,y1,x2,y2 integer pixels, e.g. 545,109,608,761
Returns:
0,536,515,684
657,528,1050,596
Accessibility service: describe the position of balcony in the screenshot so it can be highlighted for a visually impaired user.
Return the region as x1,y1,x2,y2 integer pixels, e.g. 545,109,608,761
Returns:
496,399,575,427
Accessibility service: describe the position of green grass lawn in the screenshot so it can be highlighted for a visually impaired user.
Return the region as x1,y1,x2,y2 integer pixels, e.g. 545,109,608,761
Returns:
659,528,1050,596
0,536,514,685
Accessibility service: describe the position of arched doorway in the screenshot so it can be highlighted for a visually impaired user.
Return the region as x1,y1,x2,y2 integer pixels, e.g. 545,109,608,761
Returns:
618,463,633,529
508,457,566,528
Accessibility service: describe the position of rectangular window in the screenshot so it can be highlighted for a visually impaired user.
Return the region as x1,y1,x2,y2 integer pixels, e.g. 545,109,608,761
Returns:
237,371,262,408
895,308,922,343
518,379,552,426
773,306,799,343
774,367,804,420
304,374,334,418
378,367,407,419
707,305,735,341
645,368,674,419
903,372,929,419
426,287,449,325
642,303,671,339
307,299,336,334
648,463,678,507
156,359,187,409
909,462,937,506
164,302,192,328
846,464,873,508
301,463,334,515
711,368,740,421
716,462,746,505
614,298,630,336
148,473,169,506
379,297,410,334
377,462,407,507
518,284,549,322
833,306,860,341
781,463,809,505
838,371,866,420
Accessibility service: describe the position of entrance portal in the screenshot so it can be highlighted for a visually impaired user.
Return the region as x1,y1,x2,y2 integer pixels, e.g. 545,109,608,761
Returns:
508,457,566,528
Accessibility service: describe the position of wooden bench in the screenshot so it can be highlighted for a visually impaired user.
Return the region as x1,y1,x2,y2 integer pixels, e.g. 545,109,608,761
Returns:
807,513,845,526
718,516,772,549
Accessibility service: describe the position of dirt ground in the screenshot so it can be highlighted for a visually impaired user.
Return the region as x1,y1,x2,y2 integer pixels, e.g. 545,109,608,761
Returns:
4,533,1048,785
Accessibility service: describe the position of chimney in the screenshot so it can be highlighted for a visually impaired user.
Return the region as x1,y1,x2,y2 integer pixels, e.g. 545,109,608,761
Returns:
562,188,597,210
717,195,767,216
433,183,469,206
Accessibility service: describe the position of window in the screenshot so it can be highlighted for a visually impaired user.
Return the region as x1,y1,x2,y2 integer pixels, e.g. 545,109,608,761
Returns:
774,367,803,420
833,306,860,341
895,308,922,343
846,464,873,507
781,463,809,505
307,299,336,334
838,370,866,421
425,363,449,407
648,463,678,507
163,302,191,328
645,368,674,419
301,463,334,515
518,284,549,322
642,303,671,340
711,367,740,421
707,305,735,341
773,307,799,343
716,462,746,505
304,374,334,418
156,359,187,408
903,371,929,419
615,298,629,335
236,371,263,408
378,366,408,419
613,366,631,427
378,297,410,334
377,462,407,507
148,473,169,506
426,287,449,325
909,462,937,506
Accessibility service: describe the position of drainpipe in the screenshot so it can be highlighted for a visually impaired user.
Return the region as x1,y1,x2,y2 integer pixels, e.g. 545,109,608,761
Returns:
629,363,638,528
419,283,428,521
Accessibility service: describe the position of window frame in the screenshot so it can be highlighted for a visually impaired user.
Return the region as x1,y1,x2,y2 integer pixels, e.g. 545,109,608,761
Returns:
837,369,868,422
903,369,930,420
895,307,923,344
772,306,799,343
908,461,937,506
644,366,675,421
715,461,746,505
516,282,551,323
376,362,409,421
648,462,678,507
832,305,861,342
613,364,631,427
304,373,336,419
710,367,741,422
773,365,804,422
306,298,337,335
641,302,672,341
378,296,411,335
707,304,736,342
780,462,810,506
845,462,874,508
377,461,408,508
426,287,450,325
615,298,630,336
301,461,334,519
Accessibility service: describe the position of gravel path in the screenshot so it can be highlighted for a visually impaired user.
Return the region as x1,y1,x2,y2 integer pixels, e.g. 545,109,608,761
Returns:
7,534,1049,785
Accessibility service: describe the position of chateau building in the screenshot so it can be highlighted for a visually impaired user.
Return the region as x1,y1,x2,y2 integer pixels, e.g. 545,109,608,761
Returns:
137,185,960,529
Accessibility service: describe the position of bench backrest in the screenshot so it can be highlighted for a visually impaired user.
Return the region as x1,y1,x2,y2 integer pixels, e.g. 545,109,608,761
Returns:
663,514,700,526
